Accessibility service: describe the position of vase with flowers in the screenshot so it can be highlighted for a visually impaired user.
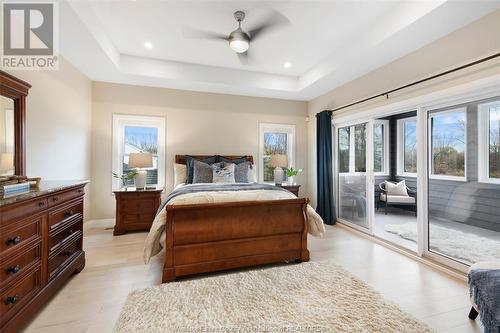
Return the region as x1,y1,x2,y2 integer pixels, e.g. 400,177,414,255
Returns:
285,167,303,185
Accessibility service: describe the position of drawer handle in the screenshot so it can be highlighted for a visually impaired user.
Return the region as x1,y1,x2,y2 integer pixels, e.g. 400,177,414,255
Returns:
60,251,72,257
64,229,74,237
6,265,21,275
64,211,74,218
4,295,19,305
38,201,45,207
6,236,21,246
52,197,59,202
78,189,83,194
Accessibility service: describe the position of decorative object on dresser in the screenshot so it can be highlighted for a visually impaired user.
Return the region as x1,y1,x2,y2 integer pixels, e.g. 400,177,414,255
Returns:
270,154,287,185
113,187,163,236
0,180,88,333
128,153,153,189
275,184,301,197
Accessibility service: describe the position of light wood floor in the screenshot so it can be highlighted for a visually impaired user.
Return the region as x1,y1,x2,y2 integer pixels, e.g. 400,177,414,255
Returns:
23,219,482,333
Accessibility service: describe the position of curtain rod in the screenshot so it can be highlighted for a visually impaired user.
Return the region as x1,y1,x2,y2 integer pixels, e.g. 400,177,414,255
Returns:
325,52,500,114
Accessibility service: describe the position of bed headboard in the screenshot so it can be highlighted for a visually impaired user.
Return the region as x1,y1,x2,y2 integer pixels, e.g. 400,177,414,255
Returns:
175,155,254,165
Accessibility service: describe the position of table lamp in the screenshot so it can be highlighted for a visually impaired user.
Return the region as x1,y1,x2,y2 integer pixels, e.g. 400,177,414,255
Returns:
0,153,14,175
270,154,287,185
128,153,153,189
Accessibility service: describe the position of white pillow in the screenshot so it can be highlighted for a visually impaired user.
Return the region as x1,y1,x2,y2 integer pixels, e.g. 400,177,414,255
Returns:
212,163,235,184
247,164,257,183
385,180,408,196
173,163,187,187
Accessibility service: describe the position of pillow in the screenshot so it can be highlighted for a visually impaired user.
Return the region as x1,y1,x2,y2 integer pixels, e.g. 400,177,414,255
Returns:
185,155,217,183
212,163,235,184
217,155,250,165
233,161,252,183
192,160,218,183
247,164,257,183
385,180,408,196
173,163,187,187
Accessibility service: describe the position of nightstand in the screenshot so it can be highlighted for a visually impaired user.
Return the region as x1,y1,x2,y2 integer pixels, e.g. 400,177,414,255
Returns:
113,187,163,236
276,184,301,197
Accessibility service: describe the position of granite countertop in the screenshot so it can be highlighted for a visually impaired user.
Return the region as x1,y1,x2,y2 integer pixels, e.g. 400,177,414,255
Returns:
0,180,89,207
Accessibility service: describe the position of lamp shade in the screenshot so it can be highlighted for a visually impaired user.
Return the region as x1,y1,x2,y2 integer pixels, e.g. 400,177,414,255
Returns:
128,153,153,169
270,154,288,168
0,153,14,172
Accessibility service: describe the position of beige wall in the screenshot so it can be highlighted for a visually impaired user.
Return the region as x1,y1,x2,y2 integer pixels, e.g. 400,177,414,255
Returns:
91,82,308,219
7,58,93,216
307,9,500,207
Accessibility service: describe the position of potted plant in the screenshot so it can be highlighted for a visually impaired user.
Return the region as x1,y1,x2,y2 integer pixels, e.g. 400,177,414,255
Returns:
285,167,303,185
112,170,138,189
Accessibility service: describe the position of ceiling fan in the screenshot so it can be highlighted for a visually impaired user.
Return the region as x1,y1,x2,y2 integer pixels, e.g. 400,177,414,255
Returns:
183,9,290,64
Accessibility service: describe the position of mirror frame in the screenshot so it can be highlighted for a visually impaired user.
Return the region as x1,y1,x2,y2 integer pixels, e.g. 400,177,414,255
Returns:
0,70,31,176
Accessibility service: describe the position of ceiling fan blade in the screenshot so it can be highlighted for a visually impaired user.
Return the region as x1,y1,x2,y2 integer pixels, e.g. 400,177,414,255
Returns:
237,51,249,65
182,26,228,41
247,9,290,41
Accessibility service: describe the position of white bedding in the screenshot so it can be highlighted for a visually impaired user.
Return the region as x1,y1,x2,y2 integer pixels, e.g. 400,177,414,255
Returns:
143,186,325,263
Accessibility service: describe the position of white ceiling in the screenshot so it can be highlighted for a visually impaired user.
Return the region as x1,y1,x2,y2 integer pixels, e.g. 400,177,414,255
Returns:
60,1,500,101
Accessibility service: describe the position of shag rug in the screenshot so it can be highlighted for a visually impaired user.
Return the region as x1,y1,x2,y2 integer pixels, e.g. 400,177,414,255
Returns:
385,223,500,264
114,261,432,333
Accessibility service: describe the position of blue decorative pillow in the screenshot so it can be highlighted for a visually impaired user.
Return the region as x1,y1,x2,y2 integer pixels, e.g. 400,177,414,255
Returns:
185,155,217,183
193,160,222,183
212,163,235,183
233,161,251,183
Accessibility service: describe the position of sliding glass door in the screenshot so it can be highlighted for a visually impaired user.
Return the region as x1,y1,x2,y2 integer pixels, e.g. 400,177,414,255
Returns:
337,122,370,230
427,100,500,266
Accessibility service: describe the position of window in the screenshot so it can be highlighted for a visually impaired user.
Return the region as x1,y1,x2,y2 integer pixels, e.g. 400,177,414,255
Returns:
397,117,417,176
338,127,350,173
354,124,366,172
429,108,466,180
373,120,389,175
112,115,166,190
259,123,295,183
478,101,500,183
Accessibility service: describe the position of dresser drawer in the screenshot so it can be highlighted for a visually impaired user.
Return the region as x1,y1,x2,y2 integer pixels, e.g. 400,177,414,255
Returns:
49,219,81,254
0,198,48,225
0,267,41,326
48,237,81,280
0,217,42,255
0,244,40,286
48,200,83,230
48,187,85,208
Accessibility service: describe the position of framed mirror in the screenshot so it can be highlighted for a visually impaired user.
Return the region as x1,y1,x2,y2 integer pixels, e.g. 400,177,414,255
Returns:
0,71,31,176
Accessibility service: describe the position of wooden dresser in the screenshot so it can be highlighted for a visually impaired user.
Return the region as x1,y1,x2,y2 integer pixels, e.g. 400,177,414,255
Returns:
113,187,163,236
0,180,88,333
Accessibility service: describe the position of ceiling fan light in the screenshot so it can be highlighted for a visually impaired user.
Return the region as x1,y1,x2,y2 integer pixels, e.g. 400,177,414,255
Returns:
229,39,249,53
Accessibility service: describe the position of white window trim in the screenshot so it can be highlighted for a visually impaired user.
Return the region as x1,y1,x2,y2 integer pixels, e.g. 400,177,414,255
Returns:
478,100,500,184
428,107,467,182
397,116,417,177
112,114,166,191
258,123,295,183
373,120,389,176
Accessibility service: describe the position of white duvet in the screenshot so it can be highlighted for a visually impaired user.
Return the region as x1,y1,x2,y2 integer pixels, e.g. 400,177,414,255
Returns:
143,186,325,263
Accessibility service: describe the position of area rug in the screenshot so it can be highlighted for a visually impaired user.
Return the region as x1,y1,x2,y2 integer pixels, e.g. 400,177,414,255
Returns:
114,261,432,333
385,223,500,264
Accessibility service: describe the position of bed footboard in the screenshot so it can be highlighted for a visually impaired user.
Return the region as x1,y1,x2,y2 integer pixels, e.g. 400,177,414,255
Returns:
162,198,309,283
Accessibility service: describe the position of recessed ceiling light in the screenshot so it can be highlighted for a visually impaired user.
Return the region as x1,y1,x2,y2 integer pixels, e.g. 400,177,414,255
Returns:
283,62,292,69
144,41,153,49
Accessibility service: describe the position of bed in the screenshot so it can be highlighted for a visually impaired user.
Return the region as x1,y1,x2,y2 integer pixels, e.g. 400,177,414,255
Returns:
145,155,324,283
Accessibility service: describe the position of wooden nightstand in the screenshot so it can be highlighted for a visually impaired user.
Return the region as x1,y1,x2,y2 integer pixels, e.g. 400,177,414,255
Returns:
276,184,301,197
113,187,163,236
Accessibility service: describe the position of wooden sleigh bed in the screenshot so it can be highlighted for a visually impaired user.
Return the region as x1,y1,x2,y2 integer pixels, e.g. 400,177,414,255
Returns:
161,155,310,283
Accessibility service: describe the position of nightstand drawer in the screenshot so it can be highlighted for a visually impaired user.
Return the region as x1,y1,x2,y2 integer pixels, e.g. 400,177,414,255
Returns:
120,199,157,213
121,213,155,225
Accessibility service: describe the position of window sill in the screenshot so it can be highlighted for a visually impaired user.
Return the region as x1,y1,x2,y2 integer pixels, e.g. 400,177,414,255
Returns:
477,177,500,185
429,175,467,182
397,173,417,178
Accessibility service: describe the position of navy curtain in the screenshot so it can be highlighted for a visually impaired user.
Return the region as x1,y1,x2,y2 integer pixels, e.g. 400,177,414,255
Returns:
316,111,336,225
